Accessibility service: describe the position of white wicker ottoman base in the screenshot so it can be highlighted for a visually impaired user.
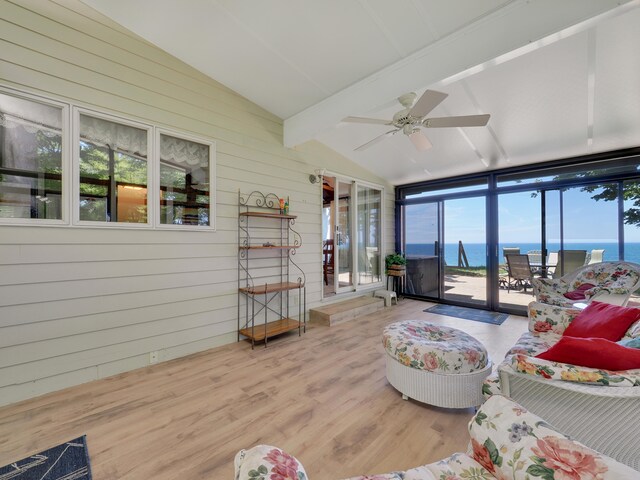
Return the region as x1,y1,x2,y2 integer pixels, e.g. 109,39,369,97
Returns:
386,354,492,408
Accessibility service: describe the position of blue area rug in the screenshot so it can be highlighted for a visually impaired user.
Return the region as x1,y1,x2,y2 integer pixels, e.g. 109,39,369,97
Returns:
424,304,508,325
0,436,92,480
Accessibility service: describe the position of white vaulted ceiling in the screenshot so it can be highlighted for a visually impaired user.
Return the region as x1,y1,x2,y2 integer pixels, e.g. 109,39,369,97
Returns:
82,0,640,185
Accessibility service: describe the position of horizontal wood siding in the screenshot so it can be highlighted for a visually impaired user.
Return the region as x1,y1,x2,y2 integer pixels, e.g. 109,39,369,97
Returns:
0,0,395,406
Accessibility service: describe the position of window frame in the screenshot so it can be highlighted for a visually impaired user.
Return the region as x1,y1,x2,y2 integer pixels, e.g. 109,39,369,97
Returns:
0,86,70,226
155,127,216,231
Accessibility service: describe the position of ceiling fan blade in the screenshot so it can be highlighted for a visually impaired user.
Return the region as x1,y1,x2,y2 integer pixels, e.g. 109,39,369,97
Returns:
423,114,490,128
408,131,432,151
354,129,398,151
342,116,391,126
409,90,448,118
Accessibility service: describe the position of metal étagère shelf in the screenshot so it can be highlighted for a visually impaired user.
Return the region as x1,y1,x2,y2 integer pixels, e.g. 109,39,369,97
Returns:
237,190,306,348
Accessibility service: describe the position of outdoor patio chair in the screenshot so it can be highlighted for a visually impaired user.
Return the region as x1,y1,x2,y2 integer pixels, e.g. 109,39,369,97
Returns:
552,249,587,278
505,253,534,293
526,249,542,265
545,251,558,277
588,248,605,264
502,247,520,264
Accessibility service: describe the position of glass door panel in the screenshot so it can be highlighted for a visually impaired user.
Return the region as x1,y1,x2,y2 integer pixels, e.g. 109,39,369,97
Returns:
623,180,640,304
443,197,487,306
404,202,440,298
624,180,640,265
560,184,619,271
322,176,335,297
335,179,354,292
498,191,542,309
545,184,620,279
357,185,382,286
544,189,561,278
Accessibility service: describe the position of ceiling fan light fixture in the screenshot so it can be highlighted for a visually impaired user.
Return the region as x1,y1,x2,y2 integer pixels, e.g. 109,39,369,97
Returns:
343,89,490,152
397,92,417,108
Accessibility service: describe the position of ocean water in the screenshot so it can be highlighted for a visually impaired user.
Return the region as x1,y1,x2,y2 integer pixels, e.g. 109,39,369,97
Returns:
405,242,638,267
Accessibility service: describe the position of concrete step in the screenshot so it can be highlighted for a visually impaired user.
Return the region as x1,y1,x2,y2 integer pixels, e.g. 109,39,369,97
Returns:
309,295,384,326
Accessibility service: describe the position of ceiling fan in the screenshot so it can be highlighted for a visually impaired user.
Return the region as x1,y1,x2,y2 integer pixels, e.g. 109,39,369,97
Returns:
343,90,490,152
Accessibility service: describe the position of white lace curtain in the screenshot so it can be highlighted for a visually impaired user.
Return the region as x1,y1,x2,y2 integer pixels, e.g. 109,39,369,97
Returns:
78,115,209,168
1,94,210,170
80,114,148,158
0,93,63,137
160,133,209,168
0,96,62,170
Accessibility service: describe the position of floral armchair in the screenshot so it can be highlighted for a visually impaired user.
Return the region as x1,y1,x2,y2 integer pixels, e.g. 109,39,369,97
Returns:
482,301,640,470
233,395,638,479
532,261,640,307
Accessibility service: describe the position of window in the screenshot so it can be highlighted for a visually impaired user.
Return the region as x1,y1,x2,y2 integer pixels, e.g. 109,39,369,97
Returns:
0,91,65,221
398,153,640,313
0,87,217,229
159,131,213,227
77,111,150,224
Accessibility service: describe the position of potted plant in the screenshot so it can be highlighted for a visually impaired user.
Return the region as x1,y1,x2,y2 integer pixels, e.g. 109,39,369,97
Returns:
385,253,407,276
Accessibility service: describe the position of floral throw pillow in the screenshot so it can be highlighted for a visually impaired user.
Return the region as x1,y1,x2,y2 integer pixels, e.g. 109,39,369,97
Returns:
235,445,308,480
468,395,638,479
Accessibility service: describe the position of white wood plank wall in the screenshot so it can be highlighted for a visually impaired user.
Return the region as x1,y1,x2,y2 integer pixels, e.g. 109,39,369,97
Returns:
0,0,395,406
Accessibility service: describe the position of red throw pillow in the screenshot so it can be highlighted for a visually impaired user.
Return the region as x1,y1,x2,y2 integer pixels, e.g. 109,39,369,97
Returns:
563,283,596,300
536,336,640,371
562,301,640,341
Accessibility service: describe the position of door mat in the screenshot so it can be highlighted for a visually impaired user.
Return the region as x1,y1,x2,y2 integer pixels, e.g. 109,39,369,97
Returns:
424,304,508,325
0,436,92,479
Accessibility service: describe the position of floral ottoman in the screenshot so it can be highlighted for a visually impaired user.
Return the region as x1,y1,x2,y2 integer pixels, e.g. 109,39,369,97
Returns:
382,320,491,408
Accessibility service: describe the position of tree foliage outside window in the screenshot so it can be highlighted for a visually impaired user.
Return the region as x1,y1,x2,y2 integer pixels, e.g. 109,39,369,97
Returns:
78,140,148,223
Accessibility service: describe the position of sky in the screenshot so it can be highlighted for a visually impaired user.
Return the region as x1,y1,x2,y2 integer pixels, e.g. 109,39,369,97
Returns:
405,185,640,245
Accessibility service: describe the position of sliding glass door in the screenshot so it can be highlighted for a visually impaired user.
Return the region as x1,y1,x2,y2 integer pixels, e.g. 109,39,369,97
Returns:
402,195,487,307
322,175,383,297
398,153,640,314
443,197,487,306
404,202,441,299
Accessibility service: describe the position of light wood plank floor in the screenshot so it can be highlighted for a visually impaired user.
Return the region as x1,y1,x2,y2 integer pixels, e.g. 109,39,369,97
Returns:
0,299,527,479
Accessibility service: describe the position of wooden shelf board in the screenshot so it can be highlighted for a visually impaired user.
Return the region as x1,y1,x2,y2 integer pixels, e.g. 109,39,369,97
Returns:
240,212,296,219
239,318,301,341
239,282,304,295
239,245,300,250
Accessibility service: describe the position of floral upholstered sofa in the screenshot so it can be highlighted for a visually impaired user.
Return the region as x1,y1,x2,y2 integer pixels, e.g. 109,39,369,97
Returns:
234,395,638,479
483,301,640,470
532,261,640,308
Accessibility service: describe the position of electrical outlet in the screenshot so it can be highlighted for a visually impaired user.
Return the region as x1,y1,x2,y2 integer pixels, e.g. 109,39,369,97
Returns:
149,351,159,364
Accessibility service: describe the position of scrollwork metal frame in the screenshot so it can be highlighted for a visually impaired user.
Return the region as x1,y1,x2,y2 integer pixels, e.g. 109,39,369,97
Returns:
237,190,306,347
